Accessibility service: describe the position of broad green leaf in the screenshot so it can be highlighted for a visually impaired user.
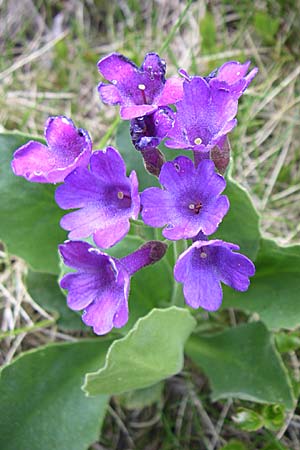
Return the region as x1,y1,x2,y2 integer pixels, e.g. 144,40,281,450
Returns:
0,132,66,274
118,382,163,410
185,322,295,408
214,178,260,260
27,270,85,331
116,121,159,190
232,408,264,432
0,340,112,450
84,307,196,396
223,239,300,330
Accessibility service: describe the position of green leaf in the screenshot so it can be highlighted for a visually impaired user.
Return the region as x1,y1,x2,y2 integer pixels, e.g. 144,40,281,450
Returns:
0,340,113,450
27,270,85,331
84,307,196,396
0,132,66,274
275,331,300,353
220,440,248,450
232,408,264,432
223,239,300,330
214,178,261,260
118,382,163,410
261,404,285,431
116,121,159,190
185,322,295,408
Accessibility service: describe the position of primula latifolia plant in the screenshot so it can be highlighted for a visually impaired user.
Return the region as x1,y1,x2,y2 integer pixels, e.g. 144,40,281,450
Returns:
11,53,257,335
3,51,300,450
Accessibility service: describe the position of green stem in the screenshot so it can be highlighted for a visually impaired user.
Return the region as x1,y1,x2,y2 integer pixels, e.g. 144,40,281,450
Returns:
170,240,187,306
97,115,120,148
0,316,58,340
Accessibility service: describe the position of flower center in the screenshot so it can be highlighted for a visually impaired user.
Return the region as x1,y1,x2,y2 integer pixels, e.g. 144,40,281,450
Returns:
200,251,207,259
194,137,202,145
188,202,202,214
117,191,124,199
138,83,147,104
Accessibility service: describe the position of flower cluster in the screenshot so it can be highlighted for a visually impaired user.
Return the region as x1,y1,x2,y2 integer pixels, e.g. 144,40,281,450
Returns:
11,52,257,334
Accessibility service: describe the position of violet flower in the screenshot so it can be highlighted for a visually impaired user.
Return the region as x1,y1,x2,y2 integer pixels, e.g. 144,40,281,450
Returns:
208,60,258,98
130,107,174,151
174,239,255,311
59,240,167,335
98,52,183,119
141,157,229,240
165,77,238,155
55,146,140,248
11,116,92,183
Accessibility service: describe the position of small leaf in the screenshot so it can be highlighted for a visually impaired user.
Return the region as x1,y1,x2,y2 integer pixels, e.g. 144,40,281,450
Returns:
275,332,300,353
0,132,66,274
27,270,85,331
223,239,300,330
84,307,196,396
232,407,264,432
214,178,261,260
261,404,285,431
0,340,113,450
185,322,295,408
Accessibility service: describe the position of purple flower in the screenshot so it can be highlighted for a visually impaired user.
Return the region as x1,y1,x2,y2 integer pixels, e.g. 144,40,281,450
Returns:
55,146,140,248
165,77,238,153
98,52,183,119
208,60,258,97
130,107,174,151
59,240,167,335
141,157,229,240
11,116,92,183
174,239,255,311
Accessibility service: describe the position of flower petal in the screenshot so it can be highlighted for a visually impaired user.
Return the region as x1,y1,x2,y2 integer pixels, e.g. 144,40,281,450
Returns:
60,272,103,311
11,141,54,183
98,53,138,84
59,241,108,271
157,76,184,105
98,82,121,104
141,187,174,227
120,104,157,120
93,219,130,248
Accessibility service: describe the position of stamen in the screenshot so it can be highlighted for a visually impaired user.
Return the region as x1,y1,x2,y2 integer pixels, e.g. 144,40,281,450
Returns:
117,191,124,199
236,71,241,76
200,252,207,259
194,137,202,145
138,84,147,103
188,202,202,214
